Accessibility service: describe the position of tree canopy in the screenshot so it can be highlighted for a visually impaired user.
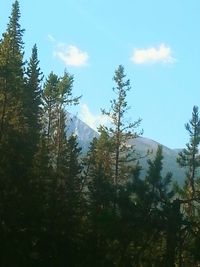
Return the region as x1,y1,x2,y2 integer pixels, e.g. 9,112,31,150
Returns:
1,2,200,266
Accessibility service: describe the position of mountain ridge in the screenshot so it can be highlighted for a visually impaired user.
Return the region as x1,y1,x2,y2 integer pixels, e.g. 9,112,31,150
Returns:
67,114,185,184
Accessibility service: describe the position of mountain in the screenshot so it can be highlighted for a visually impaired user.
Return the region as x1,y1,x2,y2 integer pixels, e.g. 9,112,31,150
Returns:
66,114,185,184
66,113,98,152
129,137,185,184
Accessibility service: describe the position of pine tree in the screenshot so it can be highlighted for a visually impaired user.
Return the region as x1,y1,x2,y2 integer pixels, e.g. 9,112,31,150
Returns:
56,109,83,190
102,65,142,187
47,115,84,266
86,128,114,211
176,106,200,266
25,44,43,160
177,105,200,198
0,0,28,176
42,72,59,143
146,145,173,204
42,71,81,168
0,0,26,185
0,0,25,138
101,65,142,217
83,134,115,267
0,2,33,265
145,146,178,266
40,71,83,266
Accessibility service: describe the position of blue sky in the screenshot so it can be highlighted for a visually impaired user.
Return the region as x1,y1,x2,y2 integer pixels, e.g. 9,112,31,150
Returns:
1,0,200,148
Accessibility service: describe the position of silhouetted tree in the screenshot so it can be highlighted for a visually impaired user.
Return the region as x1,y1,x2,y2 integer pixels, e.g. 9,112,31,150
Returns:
177,105,200,199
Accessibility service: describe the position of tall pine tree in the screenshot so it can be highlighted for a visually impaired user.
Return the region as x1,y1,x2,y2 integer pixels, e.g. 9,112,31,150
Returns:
177,105,200,199
102,65,142,187
0,2,34,266
25,44,43,161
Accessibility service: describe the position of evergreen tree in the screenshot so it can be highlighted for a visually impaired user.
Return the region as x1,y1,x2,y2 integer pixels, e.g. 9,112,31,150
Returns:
0,2,33,266
117,146,174,266
146,145,173,204
145,146,178,267
0,0,26,182
101,65,142,216
0,0,25,138
42,72,59,143
25,44,43,160
40,71,82,266
86,128,115,212
83,134,115,267
176,106,200,266
42,71,81,168
0,0,28,176
177,105,200,198
102,65,142,187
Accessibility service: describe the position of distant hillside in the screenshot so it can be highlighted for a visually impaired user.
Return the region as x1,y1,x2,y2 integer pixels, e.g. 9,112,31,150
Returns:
66,114,186,184
66,113,98,152
129,137,185,184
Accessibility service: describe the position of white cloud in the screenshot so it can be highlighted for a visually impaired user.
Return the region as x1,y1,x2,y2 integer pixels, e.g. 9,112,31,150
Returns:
80,103,110,130
48,34,89,67
131,43,175,64
54,44,89,67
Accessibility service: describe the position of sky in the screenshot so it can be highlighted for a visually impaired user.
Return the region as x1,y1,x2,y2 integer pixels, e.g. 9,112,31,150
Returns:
1,0,200,149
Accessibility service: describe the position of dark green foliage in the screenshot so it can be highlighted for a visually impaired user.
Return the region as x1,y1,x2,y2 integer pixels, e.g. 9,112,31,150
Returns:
2,2,200,266
83,136,116,267
102,65,142,186
26,44,43,137
174,106,200,266
5,0,24,51
93,145,175,266
177,105,200,198
0,3,32,265
42,71,81,169
0,0,25,134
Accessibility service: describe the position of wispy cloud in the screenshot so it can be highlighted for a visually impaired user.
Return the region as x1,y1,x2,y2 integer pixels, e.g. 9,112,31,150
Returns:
47,34,56,43
131,43,175,64
48,34,89,67
80,103,110,130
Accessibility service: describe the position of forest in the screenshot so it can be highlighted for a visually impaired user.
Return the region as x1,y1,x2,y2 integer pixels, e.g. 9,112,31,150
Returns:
1,1,200,266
